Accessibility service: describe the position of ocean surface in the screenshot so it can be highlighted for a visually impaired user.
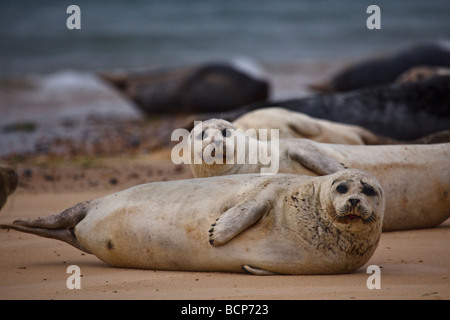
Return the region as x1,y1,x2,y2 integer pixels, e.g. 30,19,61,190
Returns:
1,0,449,77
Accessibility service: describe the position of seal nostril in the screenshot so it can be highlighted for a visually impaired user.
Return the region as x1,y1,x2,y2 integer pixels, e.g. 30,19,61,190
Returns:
349,198,360,206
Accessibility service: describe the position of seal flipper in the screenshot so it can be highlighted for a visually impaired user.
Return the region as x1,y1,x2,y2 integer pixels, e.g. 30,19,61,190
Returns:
0,201,91,253
288,141,346,175
242,265,279,275
209,199,271,247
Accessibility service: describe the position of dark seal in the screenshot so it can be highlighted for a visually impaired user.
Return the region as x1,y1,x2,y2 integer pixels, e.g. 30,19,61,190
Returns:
99,62,269,114
311,43,450,92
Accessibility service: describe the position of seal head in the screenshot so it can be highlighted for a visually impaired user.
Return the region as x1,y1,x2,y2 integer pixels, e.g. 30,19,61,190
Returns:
321,169,384,232
189,119,248,177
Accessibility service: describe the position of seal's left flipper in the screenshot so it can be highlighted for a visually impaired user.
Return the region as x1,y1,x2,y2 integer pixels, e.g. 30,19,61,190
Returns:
209,200,271,247
288,142,346,175
242,265,279,275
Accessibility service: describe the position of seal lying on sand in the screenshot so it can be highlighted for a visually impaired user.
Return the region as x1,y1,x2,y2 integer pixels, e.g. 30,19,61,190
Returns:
0,170,384,275
310,43,450,92
99,60,269,114
0,163,18,210
189,119,450,231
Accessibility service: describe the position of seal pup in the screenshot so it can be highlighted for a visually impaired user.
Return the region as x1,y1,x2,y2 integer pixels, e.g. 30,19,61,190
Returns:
0,163,18,210
189,119,450,231
0,170,384,275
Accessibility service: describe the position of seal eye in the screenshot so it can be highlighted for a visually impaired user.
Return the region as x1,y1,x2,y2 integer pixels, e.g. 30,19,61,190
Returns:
361,181,377,196
362,186,377,196
336,184,348,194
222,128,231,138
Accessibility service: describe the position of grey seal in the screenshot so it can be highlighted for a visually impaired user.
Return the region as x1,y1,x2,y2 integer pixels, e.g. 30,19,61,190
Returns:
310,43,450,92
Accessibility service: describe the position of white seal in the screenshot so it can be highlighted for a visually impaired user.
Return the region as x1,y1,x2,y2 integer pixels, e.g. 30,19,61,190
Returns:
0,170,384,275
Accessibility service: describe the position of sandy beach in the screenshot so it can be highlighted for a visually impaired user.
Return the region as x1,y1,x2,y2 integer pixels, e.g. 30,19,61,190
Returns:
1,1,449,306
0,63,449,302
0,148,449,301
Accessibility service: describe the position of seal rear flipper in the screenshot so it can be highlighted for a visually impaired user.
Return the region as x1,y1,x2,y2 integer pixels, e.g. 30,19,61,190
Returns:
209,199,271,247
242,265,279,275
0,200,91,253
0,223,90,253
288,142,346,175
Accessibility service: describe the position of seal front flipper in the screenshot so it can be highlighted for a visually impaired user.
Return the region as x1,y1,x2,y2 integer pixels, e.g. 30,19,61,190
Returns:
288,141,346,175
242,265,279,275
209,199,271,247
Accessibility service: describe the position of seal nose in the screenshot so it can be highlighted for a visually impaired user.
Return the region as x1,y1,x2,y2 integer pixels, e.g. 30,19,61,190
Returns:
348,198,360,207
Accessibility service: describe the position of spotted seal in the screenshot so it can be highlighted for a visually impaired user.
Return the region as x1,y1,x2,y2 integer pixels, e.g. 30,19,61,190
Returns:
0,170,383,275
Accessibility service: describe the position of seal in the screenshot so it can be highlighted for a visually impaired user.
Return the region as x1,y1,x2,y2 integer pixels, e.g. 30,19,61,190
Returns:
0,169,384,275
0,163,18,210
99,60,269,114
310,43,450,92
232,107,395,144
189,119,450,231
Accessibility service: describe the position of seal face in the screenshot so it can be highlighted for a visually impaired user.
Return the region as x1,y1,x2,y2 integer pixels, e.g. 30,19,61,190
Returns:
188,119,259,177
328,172,381,226
0,170,384,275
